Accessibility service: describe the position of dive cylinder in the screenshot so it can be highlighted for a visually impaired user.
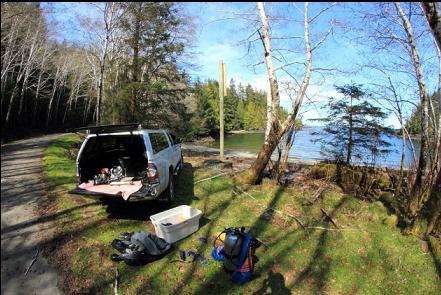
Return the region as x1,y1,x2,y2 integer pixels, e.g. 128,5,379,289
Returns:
223,229,243,271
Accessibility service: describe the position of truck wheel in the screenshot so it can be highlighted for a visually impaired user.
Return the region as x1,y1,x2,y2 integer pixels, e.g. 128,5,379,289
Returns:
162,169,174,202
178,153,184,173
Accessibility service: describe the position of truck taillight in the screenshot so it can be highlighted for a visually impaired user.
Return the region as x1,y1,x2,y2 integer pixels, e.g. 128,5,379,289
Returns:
147,163,159,182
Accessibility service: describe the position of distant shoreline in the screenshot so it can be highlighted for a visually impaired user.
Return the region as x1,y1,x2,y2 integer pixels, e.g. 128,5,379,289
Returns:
228,129,264,134
406,134,421,141
181,143,406,171
181,142,318,166
228,128,423,141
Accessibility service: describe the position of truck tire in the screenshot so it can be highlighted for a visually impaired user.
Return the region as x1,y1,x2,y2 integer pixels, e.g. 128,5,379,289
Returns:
161,168,175,203
178,153,184,173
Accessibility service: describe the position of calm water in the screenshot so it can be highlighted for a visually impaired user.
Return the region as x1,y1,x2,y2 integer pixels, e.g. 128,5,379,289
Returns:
208,126,421,168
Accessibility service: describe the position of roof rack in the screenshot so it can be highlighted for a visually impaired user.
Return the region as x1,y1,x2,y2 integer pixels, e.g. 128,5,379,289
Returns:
69,123,141,135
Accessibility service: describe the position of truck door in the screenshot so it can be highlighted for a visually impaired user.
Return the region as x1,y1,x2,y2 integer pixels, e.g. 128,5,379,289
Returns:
149,132,171,191
166,132,180,167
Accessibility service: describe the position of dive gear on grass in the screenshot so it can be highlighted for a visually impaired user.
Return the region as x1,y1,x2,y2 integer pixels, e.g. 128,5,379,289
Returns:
110,231,171,266
178,250,208,265
211,227,261,285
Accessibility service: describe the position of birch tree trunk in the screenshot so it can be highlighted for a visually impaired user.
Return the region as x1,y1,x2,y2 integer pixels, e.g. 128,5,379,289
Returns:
46,65,62,126
33,70,43,125
96,3,116,125
5,47,26,126
5,84,19,126
394,3,431,216
264,78,273,144
17,25,40,121
276,123,296,183
414,1,441,235
131,8,141,122
33,46,50,125
1,19,19,97
421,2,441,174
248,2,312,184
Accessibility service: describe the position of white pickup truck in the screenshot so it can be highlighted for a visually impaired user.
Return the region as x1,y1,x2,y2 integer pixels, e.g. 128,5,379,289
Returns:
69,124,183,202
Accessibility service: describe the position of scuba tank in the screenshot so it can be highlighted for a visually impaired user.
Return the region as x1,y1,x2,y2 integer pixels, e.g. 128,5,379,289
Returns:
212,227,262,285
222,228,244,272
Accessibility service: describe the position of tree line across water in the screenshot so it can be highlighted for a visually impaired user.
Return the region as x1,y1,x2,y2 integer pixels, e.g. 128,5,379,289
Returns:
191,79,290,137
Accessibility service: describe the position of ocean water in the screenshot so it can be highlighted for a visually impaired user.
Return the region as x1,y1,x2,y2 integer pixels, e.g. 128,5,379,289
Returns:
208,126,421,169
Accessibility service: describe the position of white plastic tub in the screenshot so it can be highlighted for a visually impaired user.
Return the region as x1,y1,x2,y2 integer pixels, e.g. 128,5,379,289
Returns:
150,205,202,243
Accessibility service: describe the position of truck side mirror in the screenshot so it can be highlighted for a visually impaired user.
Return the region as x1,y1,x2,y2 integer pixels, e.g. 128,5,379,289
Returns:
171,133,181,144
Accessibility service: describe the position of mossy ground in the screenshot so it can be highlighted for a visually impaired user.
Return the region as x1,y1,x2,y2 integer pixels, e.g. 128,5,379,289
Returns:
42,134,440,294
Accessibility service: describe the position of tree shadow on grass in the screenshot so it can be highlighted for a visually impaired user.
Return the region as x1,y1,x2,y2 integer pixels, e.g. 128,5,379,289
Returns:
248,183,286,237
162,167,239,294
428,239,441,280
287,196,348,293
252,270,291,295
191,182,305,295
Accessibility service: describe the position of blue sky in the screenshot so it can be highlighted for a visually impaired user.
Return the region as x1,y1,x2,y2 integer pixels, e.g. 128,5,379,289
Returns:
180,2,437,128
43,2,438,128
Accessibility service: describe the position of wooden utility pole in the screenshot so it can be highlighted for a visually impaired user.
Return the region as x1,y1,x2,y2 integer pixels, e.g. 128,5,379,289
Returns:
219,61,227,160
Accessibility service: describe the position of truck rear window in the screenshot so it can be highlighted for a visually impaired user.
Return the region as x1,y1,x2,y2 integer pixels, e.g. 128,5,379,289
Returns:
82,135,145,155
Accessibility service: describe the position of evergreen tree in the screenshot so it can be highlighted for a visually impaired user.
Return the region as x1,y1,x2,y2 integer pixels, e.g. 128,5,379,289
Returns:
224,79,240,130
406,91,440,136
192,80,216,136
190,80,280,135
112,2,191,138
313,84,393,165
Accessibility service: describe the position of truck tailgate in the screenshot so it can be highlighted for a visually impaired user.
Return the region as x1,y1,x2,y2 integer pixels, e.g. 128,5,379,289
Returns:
69,181,143,200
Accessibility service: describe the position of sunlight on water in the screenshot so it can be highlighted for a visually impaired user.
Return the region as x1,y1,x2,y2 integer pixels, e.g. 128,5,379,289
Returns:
207,126,420,169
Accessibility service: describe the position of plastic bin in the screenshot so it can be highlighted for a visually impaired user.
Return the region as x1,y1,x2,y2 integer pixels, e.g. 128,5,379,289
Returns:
150,205,202,243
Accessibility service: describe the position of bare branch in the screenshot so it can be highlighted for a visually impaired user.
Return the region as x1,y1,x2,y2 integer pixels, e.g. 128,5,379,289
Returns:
309,3,337,23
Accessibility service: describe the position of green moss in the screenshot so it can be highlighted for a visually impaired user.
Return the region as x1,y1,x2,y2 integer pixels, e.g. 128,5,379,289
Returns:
372,201,387,215
233,170,254,188
428,236,441,262
322,191,344,208
308,163,337,179
379,192,396,209
382,215,398,229
377,172,392,190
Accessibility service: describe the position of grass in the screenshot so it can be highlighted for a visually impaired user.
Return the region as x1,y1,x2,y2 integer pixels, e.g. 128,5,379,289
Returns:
42,134,440,294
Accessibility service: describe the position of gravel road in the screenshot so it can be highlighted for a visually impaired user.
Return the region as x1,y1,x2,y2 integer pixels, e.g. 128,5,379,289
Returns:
1,134,62,295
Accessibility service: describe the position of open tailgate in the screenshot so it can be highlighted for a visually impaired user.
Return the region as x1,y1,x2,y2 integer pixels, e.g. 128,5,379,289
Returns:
68,180,143,201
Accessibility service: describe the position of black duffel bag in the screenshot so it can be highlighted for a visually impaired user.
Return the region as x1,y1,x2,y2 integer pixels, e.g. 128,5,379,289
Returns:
110,231,171,266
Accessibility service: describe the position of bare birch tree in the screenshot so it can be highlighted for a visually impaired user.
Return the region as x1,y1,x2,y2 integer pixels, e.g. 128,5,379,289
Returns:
369,70,418,199
359,2,440,235
393,2,432,215
79,2,124,124
417,1,441,235
247,2,334,184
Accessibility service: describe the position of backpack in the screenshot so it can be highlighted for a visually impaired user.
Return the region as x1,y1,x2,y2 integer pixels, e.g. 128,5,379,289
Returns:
211,227,261,285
